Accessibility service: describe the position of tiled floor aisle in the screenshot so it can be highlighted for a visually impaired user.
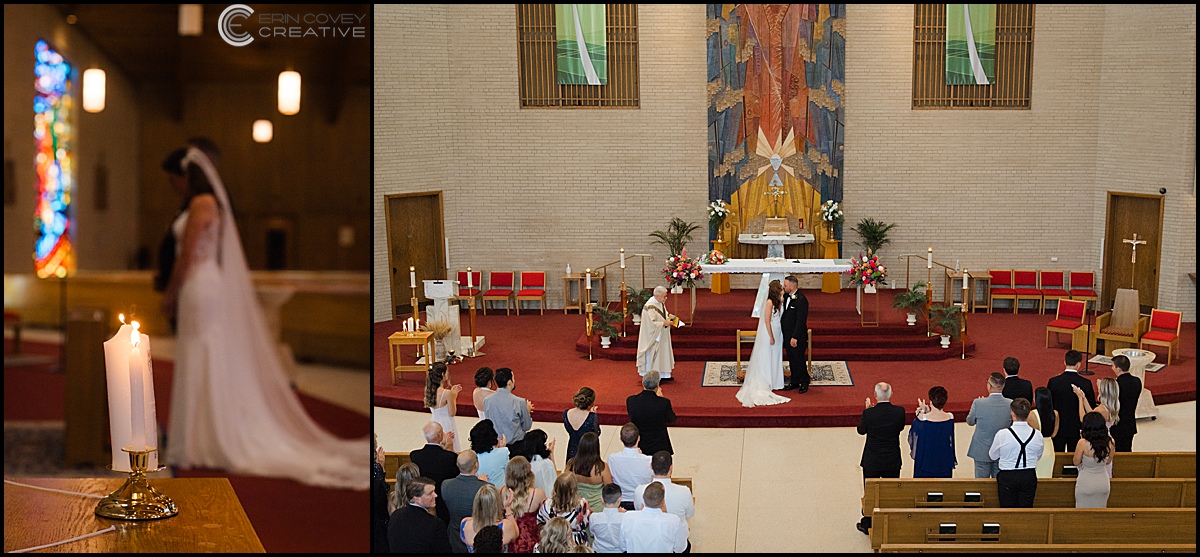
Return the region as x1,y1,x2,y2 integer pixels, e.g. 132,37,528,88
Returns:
375,401,1196,553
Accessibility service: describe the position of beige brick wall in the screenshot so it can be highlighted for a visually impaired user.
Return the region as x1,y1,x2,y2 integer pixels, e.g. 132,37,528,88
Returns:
375,4,1196,322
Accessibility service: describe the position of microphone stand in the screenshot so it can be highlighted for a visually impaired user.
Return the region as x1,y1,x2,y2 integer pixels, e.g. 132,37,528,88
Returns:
1079,299,1096,376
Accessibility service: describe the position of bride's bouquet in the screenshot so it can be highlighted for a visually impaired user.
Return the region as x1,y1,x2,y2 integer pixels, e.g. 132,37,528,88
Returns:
845,250,887,287
663,248,704,289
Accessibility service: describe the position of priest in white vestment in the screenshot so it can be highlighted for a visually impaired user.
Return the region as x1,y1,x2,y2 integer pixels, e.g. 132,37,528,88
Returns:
636,286,684,379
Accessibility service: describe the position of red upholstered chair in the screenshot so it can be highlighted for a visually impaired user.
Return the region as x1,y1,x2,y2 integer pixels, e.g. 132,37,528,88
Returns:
1140,309,1183,365
1038,270,1071,315
1046,299,1088,349
482,271,515,315
1069,271,1099,309
515,271,547,315
456,270,482,307
1013,270,1042,314
988,270,1015,314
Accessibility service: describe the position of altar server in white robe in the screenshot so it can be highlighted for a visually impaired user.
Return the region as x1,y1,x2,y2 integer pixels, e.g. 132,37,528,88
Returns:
636,286,684,380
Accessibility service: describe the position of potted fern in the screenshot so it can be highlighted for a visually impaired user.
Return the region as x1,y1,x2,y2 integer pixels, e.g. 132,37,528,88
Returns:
929,304,963,348
853,218,896,255
891,281,928,326
626,287,653,326
592,305,623,348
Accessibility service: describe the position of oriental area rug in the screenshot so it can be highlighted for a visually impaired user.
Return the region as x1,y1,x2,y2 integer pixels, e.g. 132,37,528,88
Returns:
702,361,853,387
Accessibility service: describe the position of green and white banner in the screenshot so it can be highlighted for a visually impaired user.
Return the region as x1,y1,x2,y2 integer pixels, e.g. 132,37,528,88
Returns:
946,4,996,85
556,4,607,85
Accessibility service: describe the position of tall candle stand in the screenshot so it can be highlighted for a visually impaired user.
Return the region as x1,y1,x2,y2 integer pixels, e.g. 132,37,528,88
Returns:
620,249,628,338
584,302,595,361
95,447,177,520
961,268,970,360
926,247,934,337
463,266,483,357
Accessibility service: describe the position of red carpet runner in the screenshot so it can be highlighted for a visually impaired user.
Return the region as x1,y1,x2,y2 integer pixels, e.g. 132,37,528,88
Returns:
375,288,1195,428
4,341,368,553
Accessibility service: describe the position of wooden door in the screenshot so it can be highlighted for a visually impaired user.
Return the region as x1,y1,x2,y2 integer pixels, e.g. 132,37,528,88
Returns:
1102,192,1163,313
385,192,445,319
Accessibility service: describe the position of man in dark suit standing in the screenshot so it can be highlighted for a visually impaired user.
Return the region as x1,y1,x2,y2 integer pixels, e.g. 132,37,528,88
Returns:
388,477,452,553
1046,350,1096,452
626,371,676,455
1109,355,1141,452
780,275,810,392
409,422,458,524
442,451,489,553
1001,356,1033,403
855,382,906,535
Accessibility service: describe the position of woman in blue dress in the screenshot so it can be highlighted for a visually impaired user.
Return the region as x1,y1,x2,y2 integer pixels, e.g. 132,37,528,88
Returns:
562,387,600,462
908,386,957,478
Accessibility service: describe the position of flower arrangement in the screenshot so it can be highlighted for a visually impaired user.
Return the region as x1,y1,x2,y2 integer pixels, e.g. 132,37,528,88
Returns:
821,200,844,225
702,249,727,265
845,250,887,287
707,200,730,229
663,248,704,288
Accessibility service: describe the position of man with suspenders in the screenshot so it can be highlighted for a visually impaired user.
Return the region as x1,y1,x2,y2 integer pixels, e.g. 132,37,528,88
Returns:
988,397,1045,507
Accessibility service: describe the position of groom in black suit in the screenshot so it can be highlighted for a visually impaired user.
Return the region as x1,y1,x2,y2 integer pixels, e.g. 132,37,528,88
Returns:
781,275,810,392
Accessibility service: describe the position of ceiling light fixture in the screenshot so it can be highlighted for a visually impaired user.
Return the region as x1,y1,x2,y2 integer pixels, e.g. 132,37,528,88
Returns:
253,120,273,143
278,71,301,116
83,69,106,112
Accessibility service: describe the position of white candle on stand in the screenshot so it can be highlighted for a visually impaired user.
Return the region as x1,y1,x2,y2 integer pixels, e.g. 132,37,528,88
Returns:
586,270,592,290
620,249,626,269
410,266,416,288
128,323,146,450
445,238,451,269
103,317,159,472
467,267,473,288
927,248,933,269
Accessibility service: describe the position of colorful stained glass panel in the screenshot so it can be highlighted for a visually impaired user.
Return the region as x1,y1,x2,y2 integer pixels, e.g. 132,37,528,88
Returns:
34,39,75,278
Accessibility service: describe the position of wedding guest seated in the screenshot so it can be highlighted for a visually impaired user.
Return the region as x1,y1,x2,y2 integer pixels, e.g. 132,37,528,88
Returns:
537,472,592,546
483,368,534,453
474,367,497,420
564,387,602,462
389,462,420,516
461,484,518,552
626,371,676,456
443,450,490,553
411,421,459,523
499,456,547,553
388,477,452,553
567,431,613,512
589,483,627,553
517,429,558,498
472,525,504,553
908,386,957,478
633,451,693,551
535,517,577,553
607,423,653,511
472,419,511,489
1074,411,1115,508
621,482,689,553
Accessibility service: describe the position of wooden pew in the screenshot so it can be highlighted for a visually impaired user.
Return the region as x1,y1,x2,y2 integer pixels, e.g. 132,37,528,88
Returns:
1052,451,1196,478
869,508,1196,550
880,543,1197,553
862,478,1196,517
383,452,412,485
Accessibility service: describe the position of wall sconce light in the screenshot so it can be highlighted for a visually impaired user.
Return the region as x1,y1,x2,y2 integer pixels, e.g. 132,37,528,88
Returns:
278,71,301,115
178,5,203,36
83,68,106,112
252,120,273,143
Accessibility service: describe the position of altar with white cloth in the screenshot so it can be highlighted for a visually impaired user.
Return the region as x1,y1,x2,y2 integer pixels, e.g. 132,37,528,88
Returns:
705,258,852,317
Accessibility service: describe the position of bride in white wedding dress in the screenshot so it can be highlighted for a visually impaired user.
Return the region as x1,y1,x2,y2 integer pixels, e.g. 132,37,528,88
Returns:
160,146,366,490
736,280,791,408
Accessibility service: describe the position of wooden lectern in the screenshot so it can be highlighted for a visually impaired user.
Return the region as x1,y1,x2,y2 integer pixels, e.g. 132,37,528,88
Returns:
64,307,112,467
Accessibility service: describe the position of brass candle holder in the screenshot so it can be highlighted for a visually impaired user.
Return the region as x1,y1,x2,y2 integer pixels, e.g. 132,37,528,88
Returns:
620,253,628,338
585,302,595,361
95,447,177,520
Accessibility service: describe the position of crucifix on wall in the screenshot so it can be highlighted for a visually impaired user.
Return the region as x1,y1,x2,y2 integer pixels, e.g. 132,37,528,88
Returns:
1122,233,1148,289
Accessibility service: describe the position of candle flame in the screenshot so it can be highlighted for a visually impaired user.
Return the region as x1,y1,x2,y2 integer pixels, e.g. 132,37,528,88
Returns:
130,321,141,346
119,313,126,324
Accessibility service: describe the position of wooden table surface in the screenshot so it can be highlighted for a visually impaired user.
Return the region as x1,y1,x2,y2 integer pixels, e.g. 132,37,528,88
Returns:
4,477,264,553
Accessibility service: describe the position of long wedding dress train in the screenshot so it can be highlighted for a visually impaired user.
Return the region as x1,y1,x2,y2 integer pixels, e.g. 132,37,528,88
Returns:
735,303,791,408
165,149,366,490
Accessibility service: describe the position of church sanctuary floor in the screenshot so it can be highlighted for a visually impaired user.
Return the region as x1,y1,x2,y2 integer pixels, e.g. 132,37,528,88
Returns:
375,402,1196,553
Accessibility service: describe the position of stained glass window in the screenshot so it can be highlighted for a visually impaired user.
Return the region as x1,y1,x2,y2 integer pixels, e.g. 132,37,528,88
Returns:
34,39,75,278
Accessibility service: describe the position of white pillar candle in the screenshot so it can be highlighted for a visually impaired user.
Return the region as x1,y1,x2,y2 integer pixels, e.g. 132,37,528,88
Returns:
963,269,969,289
410,266,416,288
445,238,451,269
586,270,592,290
620,249,626,269
467,267,473,288
927,248,933,269
129,326,147,451
103,322,159,472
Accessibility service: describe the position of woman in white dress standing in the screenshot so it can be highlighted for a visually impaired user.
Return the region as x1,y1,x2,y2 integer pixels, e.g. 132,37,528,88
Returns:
161,146,365,490
426,361,462,451
736,280,791,408
473,366,497,420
